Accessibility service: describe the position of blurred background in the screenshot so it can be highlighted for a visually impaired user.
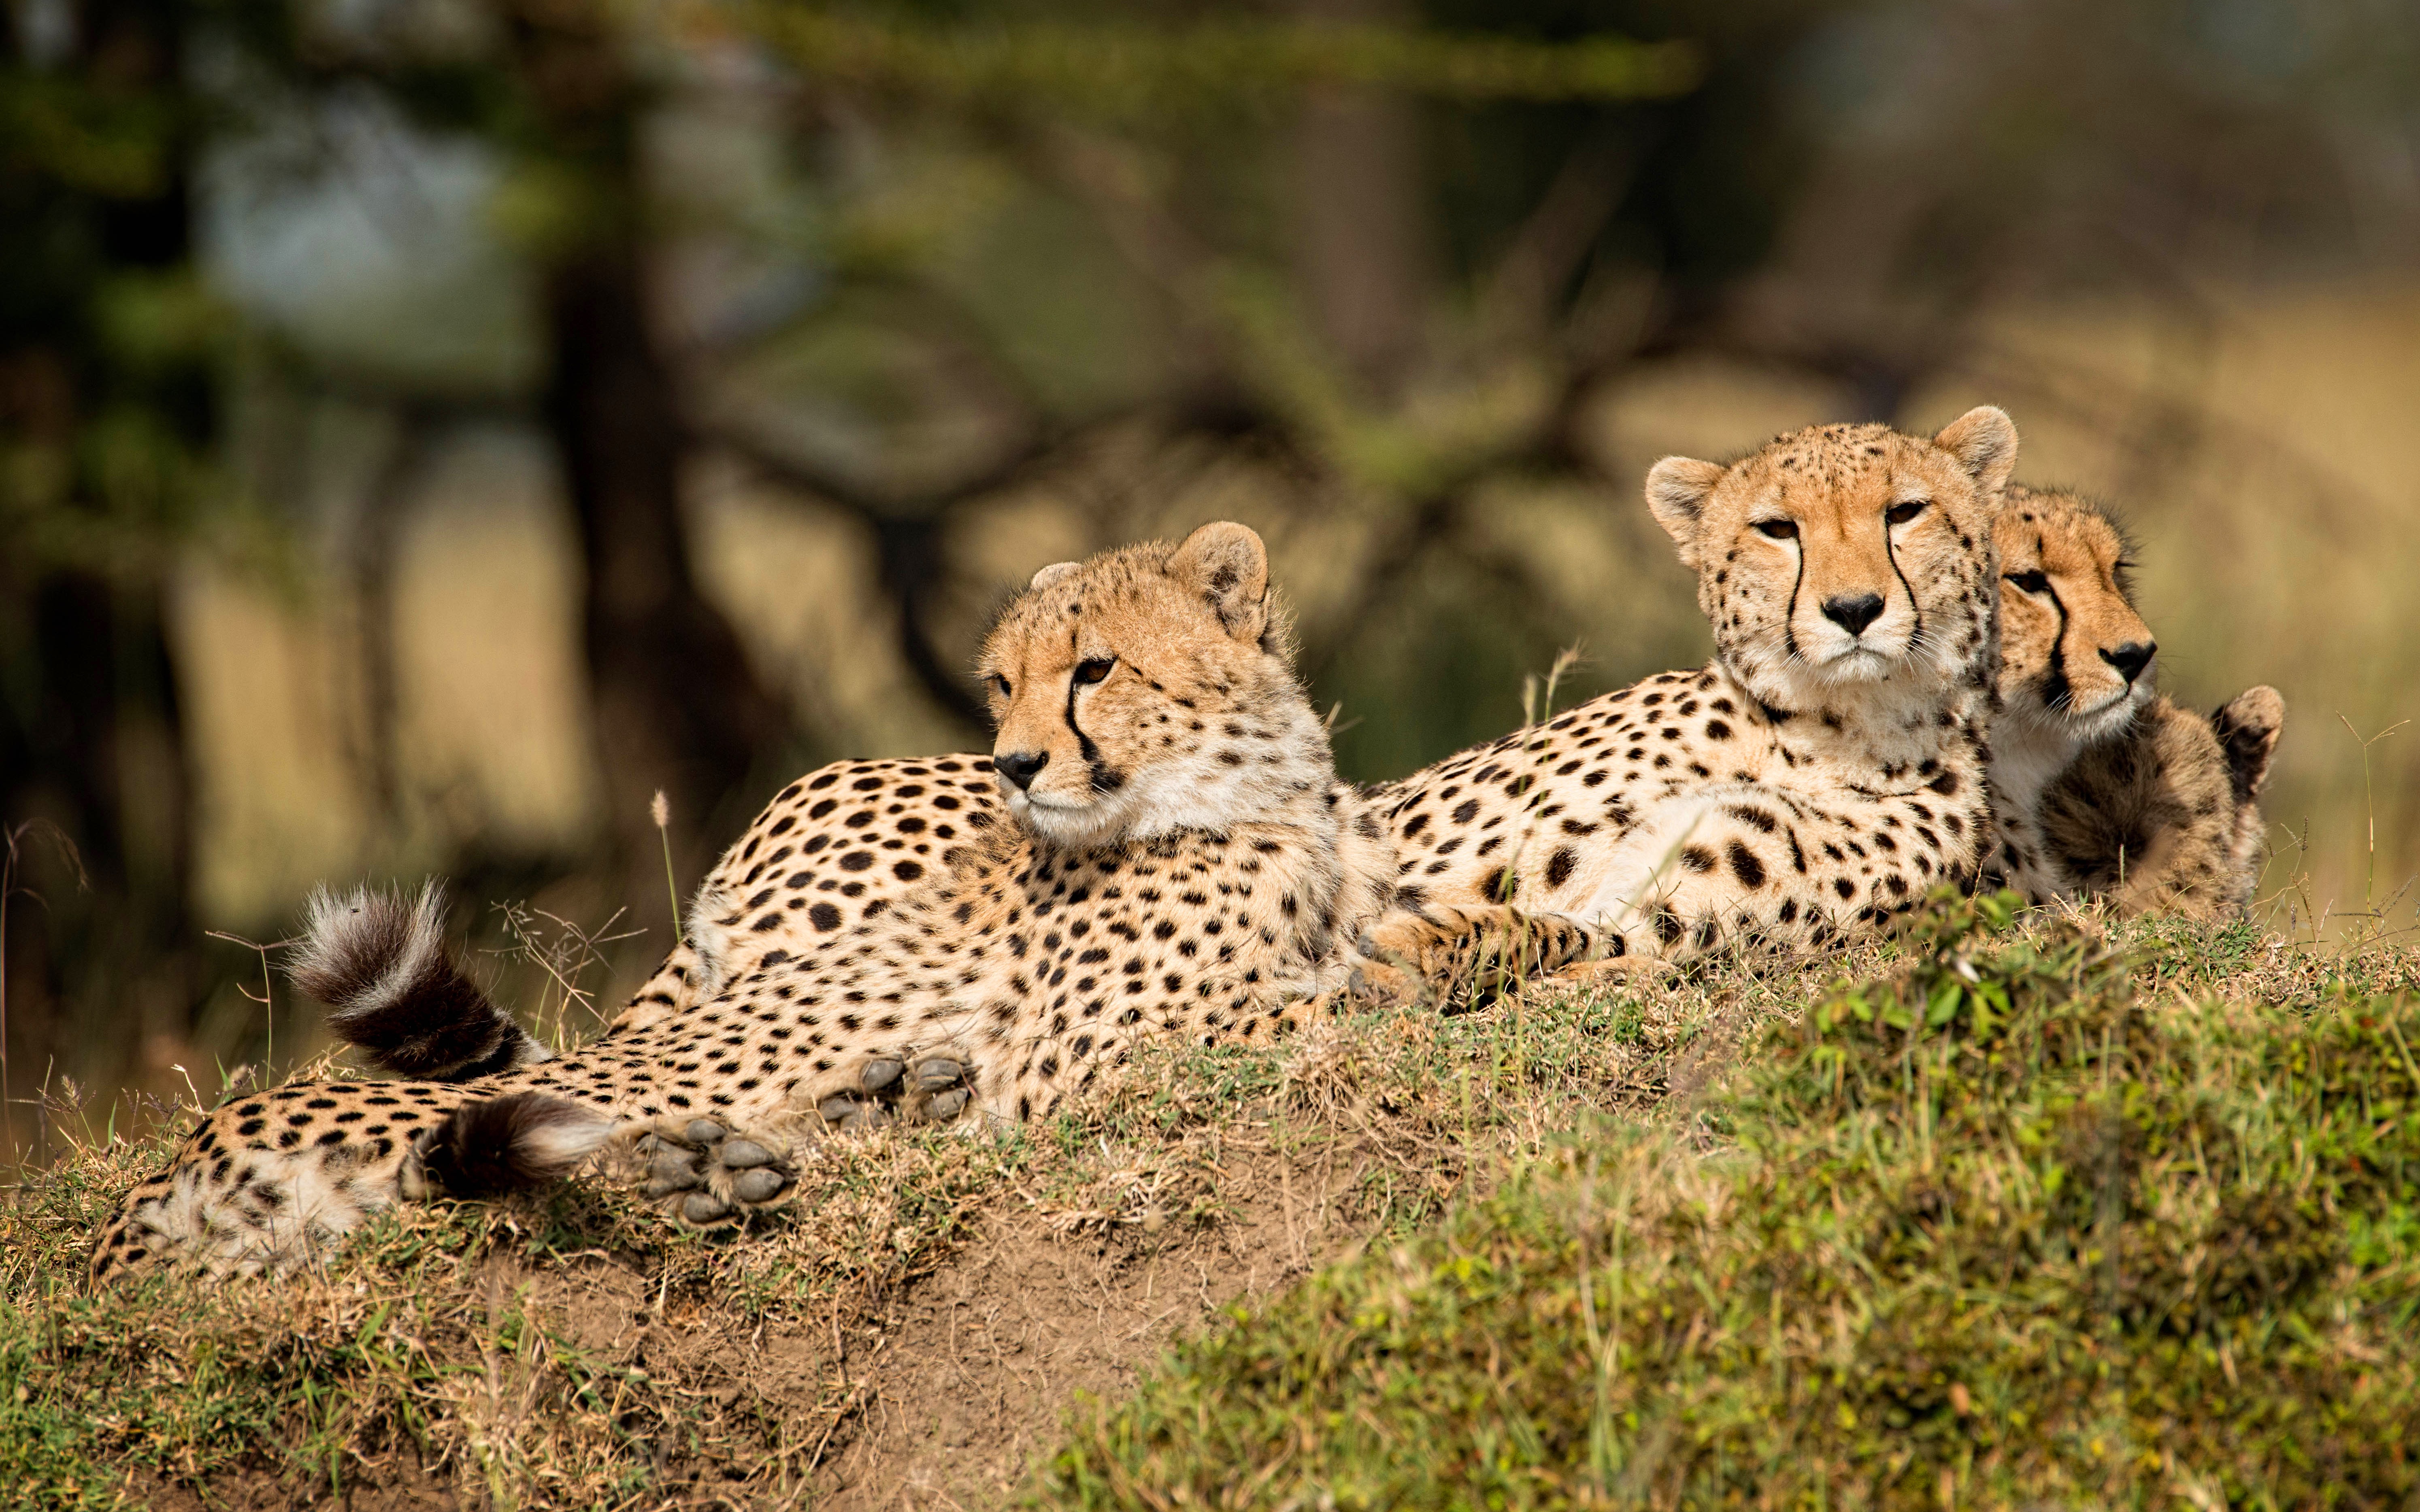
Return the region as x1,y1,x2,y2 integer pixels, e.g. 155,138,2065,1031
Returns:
6,0,2418,1155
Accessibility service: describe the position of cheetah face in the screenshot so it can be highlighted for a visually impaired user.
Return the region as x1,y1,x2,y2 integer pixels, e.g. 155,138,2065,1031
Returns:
1644,408,2016,712
977,521,1331,849
1995,485,2156,743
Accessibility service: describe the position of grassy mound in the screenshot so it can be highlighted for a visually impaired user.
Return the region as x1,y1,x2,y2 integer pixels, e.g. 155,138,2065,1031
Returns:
1034,896,2420,1509
0,926,1755,1508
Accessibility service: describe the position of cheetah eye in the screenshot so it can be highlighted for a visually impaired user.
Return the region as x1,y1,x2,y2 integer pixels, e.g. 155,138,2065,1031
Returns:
2005,571,2050,594
990,674,1012,698
1752,519,1798,541
1885,499,1928,526
1073,657,1115,686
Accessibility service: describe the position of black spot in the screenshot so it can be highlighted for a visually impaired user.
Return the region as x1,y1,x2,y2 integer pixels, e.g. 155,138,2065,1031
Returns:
1543,847,1576,889
809,903,843,931
1727,842,1766,889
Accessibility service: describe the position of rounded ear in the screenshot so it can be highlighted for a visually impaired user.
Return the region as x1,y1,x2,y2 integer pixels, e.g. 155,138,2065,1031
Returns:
1934,406,2020,502
1028,561,1081,593
1644,457,1726,570
1164,521,1269,641
2211,685,2286,803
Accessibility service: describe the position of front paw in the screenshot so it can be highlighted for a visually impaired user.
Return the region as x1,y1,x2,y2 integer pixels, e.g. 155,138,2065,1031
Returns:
1343,955,1430,1010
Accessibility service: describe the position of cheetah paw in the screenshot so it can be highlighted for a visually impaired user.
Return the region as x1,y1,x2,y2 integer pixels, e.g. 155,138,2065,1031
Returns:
812,1053,977,1133
629,1118,800,1230
1343,957,1431,1011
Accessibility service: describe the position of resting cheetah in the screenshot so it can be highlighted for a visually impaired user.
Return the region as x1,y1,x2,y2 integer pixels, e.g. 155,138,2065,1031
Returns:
1347,410,2018,988
609,413,2022,1003
1985,485,2285,916
90,523,1396,1282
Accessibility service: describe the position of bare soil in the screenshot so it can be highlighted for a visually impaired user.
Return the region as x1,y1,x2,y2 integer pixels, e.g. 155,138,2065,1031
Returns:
814,1152,1374,1510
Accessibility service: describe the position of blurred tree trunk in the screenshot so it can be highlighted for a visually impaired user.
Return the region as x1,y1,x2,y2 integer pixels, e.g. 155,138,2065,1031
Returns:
1290,0,1433,396
507,0,791,895
0,0,203,1148
543,247,789,883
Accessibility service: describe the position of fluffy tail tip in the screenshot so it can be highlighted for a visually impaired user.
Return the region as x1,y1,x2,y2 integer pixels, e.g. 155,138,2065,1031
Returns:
289,881,551,1081
413,1093,614,1199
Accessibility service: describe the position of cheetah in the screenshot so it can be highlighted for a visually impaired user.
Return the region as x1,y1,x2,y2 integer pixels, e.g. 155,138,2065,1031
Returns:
1985,485,2283,915
1345,409,2019,991
90,523,1397,1282
657,414,2021,994
2027,685,2283,917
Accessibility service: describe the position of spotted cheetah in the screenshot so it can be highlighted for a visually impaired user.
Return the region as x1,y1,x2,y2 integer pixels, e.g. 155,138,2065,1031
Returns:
1344,409,2018,990
621,413,2020,1000
90,523,1397,1282
1984,485,2285,917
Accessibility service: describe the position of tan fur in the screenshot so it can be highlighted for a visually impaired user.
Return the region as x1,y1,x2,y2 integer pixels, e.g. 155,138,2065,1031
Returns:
2023,685,2285,918
1985,485,2157,893
90,524,1399,1283
1984,487,2283,916
1354,411,2014,982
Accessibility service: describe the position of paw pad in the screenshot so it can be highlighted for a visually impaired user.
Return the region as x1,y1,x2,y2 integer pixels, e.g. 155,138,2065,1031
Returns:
813,1053,979,1133
629,1118,800,1231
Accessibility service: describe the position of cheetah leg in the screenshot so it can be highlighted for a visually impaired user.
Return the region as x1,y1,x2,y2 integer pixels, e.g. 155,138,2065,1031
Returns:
808,1051,979,1134
616,1116,803,1230
1351,905,1606,1013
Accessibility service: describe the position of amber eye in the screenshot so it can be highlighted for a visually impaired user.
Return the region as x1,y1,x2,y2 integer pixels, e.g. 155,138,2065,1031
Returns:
990,674,1012,698
1073,657,1115,686
1885,499,1929,525
2005,571,2050,594
1752,519,1799,540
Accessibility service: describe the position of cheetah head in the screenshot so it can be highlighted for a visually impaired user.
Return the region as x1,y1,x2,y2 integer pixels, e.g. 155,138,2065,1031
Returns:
978,521,1332,848
1994,485,2157,745
1644,407,2017,714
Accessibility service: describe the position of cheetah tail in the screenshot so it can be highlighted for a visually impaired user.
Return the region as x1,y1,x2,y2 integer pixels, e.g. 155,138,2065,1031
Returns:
289,881,553,1080
416,1092,615,1198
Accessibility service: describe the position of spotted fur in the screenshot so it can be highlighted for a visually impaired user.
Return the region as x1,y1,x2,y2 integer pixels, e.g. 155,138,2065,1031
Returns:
90,523,1398,1283
1353,410,2017,980
2026,685,2285,918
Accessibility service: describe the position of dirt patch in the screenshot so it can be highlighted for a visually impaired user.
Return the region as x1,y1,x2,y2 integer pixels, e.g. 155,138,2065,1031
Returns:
814,1148,1381,1510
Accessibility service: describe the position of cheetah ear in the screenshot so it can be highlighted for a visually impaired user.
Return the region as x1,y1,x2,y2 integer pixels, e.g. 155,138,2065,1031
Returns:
1644,457,1726,570
2211,685,2285,804
1028,561,1081,593
1165,521,1270,642
1934,406,2020,504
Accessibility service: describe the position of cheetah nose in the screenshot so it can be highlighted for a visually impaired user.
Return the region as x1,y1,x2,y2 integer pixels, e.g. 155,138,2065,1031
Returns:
1821,593,1886,637
2101,640,2156,685
996,750,1050,791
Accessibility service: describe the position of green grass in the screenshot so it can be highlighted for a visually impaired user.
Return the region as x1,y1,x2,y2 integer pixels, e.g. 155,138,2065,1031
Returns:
1032,894,2420,1509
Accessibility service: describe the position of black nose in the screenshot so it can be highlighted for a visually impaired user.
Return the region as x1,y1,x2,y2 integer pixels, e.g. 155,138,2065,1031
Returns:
995,750,1049,791
2101,640,2156,685
1821,593,1886,637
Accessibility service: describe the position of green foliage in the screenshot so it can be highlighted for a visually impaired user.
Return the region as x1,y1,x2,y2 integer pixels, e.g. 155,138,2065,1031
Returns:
1035,895,2420,1508
745,8,1701,123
